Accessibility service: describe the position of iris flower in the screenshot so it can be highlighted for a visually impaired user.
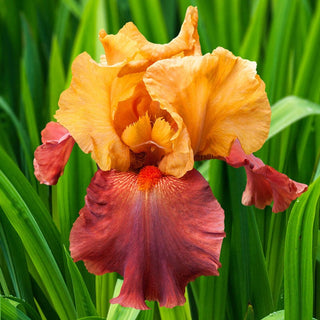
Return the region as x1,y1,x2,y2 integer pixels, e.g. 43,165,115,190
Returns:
34,7,307,309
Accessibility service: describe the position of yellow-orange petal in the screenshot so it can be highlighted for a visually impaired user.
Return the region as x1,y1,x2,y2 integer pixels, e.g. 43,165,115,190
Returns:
99,25,145,65
55,52,142,171
151,118,175,152
113,82,152,136
99,6,201,73
144,48,271,158
121,114,152,153
137,6,201,60
158,125,194,178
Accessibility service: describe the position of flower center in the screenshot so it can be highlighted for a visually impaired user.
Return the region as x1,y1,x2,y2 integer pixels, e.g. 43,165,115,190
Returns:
137,166,162,191
121,113,176,170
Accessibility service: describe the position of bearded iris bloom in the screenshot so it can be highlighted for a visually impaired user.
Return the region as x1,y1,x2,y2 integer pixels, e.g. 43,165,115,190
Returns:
34,6,307,310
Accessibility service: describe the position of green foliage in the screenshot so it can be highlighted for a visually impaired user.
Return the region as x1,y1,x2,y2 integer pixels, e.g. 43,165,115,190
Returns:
0,0,320,319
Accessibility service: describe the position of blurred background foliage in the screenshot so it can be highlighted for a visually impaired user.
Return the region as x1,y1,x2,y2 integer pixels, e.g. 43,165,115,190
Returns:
0,0,320,319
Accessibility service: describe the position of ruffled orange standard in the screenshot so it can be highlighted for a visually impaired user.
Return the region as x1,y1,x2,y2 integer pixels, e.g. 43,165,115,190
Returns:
99,6,201,75
34,122,74,185
144,47,271,159
70,167,225,309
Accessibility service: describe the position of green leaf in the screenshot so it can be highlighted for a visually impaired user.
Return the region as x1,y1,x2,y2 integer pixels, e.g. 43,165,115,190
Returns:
268,96,320,140
0,96,34,183
0,296,42,320
240,0,268,61
20,61,40,151
127,0,151,41
65,248,98,317
142,0,168,43
261,310,317,320
0,146,63,270
105,0,120,34
284,177,320,320
77,317,106,320
95,273,117,318
0,297,32,320
0,158,76,320
0,212,34,306
48,36,65,119
294,0,320,100
262,0,298,102
226,167,274,320
61,0,82,18
106,279,140,320
20,15,43,122
0,267,11,296
261,310,284,320
67,0,105,83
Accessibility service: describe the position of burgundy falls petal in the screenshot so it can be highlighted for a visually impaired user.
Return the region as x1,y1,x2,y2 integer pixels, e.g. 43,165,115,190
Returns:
70,166,225,309
225,140,308,212
34,122,75,185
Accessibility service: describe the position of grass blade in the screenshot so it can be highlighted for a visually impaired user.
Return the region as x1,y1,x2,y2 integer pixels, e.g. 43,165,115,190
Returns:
96,273,117,317
0,150,76,320
65,248,97,317
66,0,105,83
0,96,34,182
48,36,65,120
294,0,320,99
239,0,268,62
284,177,320,319
0,212,34,306
0,297,32,320
268,96,320,140
0,147,63,269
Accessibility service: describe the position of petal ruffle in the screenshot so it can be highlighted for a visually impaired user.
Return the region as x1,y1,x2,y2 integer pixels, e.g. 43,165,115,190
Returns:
99,6,201,74
158,125,194,178
55,52,142,171
225,140,308,212
70,167,225,309
34,122,75,185
144,48,271,158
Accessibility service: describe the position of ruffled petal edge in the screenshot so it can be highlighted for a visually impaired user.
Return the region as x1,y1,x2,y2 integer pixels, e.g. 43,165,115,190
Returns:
70,167,225,309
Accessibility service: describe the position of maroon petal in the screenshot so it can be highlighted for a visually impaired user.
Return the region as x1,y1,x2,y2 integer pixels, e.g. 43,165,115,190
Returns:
34,122,75,185
225,140,308,212
70,166,225,309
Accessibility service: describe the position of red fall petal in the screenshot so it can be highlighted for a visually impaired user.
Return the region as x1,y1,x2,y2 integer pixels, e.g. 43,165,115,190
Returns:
225,140,308,212
34,122,75,185
70,167,225,309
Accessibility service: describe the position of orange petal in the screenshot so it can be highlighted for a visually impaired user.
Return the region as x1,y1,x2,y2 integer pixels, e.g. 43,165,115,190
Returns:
99,26,145,65
137,6,201,60
144,48,271,158
55,52,142,171
113,82,152,136
70,167,225,309
99,6,201,74
34,122,74,185
158,125,194,178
